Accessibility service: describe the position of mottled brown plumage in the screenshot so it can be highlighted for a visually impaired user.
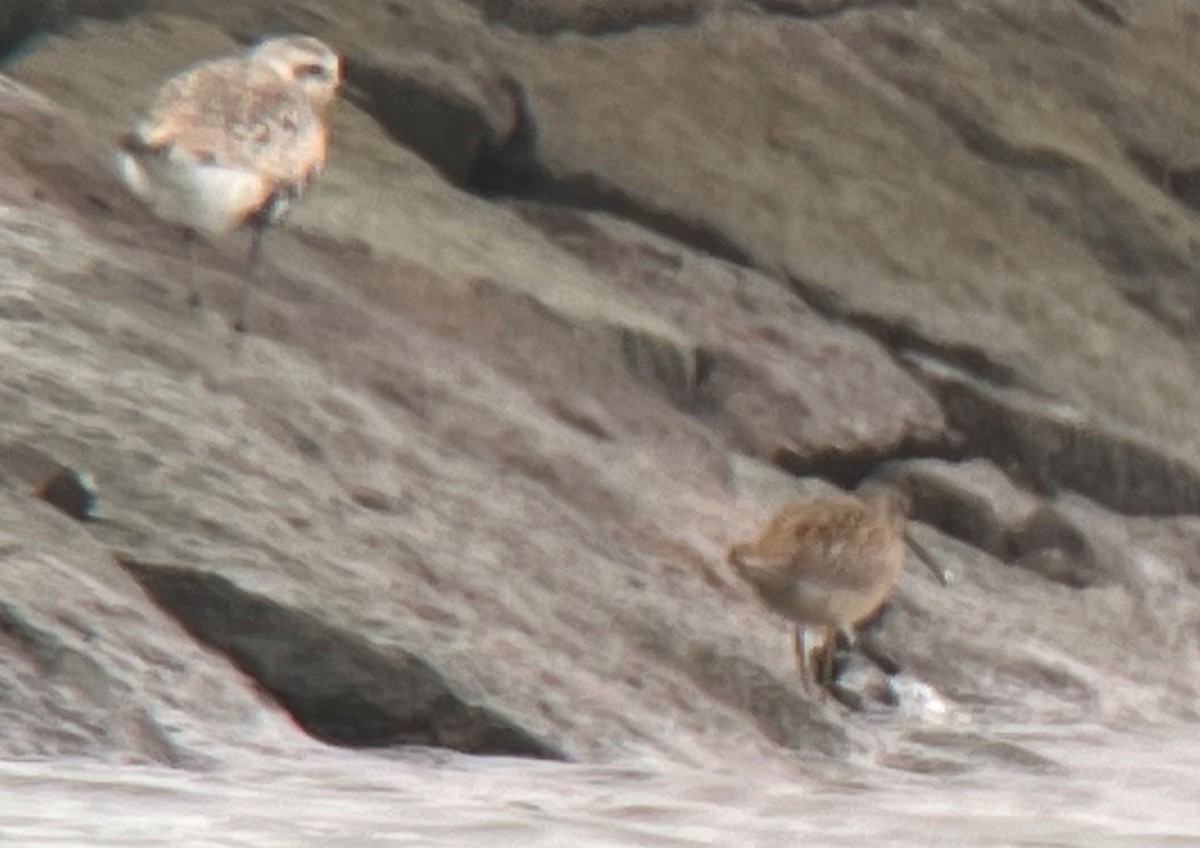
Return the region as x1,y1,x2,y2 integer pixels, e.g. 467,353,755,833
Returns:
116,35,342,330
726,487,947,694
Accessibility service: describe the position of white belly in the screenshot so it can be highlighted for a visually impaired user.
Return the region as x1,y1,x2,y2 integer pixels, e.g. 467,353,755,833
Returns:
116,150,269,236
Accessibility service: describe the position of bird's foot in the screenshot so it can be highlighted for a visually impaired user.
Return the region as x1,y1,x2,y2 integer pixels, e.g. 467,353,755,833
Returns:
821,678,867,711
812,639,865,709
812,632,903,712
858,630,903,677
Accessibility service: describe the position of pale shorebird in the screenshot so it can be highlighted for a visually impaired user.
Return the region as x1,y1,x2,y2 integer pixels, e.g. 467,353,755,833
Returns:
726,485,949,703
117,35,343,332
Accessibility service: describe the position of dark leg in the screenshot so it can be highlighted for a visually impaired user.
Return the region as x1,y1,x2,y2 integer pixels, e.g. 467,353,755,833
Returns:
812,630,867,711
792,625,813,692
181,228,202,309
822,679,867,711
819,625,836,688
858,630,903,676
234,221,267,334
856,603,903,676
811,632,853,683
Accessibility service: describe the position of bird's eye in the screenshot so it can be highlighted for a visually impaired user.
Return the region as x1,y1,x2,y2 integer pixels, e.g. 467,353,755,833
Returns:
296,63,326,78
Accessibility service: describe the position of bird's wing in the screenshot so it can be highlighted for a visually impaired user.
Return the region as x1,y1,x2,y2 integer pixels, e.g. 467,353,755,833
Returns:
133,57,325,188
759,499,886,590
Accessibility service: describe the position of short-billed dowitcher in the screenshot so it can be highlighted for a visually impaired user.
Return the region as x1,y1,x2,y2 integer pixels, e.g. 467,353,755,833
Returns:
726,485,948,700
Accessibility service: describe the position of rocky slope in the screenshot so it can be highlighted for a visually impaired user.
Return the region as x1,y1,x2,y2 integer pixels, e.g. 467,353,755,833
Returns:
1,0,1198,771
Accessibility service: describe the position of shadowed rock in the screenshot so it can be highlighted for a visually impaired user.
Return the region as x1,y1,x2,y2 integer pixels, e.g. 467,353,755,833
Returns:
908,355,1200,517
120,558,563,759
0,442,97,521
876,458,1102,588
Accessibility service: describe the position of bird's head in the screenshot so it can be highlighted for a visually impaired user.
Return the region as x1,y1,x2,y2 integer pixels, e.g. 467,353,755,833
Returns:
251,35,343,109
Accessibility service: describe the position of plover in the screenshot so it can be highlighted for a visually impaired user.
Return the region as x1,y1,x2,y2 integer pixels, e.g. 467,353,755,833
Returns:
117,35,343,331
726,485,949,701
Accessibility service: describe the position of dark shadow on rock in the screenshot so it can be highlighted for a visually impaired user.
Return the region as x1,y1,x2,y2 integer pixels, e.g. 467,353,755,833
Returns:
481,0,704,37
344,58,503,185
467,77,755,267
786,274,1021,392
746,0,917,21
118,557,564,759
0,442,97,521
890,84,1200,338
36,466,97,521
1127,145,1200,218
874,458,1104,588
0,1,144,60
1070,0,1125,27
772,432,963,491
907,355,1200,517
617,327,717,413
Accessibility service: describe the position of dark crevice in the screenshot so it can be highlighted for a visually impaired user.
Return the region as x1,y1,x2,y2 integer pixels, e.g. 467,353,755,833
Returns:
771,431,964,491
504,176,755,268
1018,165,1199,337
343,26,1200,344
1009,161,1198,332
1070,0,1124,27
920,99,1077,174
467,76,541,194
837,310,1021,390
118,557,562,759
343,59,503,185
892,85,1200,337
347,21,1200,521
780,272,1200,518
467,78,755,268
481,0,705,37
0,1,142,62
35,466,97,521
785,273,1024,391
1127,145,1200,217
744,0,917,22
876,459,1105,588
618,328,719,413
906,355,1200,517
0,442,97,521
0,602,72,673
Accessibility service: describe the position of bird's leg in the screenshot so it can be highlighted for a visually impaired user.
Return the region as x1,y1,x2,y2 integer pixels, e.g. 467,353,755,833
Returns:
235,219,268,334
181,227,202,309
857,604,903,676
905,528,952,586
807,628,831,689
815,627,868,710
819,625,836,689
792,625,813,692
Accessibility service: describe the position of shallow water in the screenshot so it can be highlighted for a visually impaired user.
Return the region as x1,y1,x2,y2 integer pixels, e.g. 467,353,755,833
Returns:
1,723,1197,847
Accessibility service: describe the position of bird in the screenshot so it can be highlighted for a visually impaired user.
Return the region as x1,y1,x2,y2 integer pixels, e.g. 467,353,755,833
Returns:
116,34,343,332
725,484,949,700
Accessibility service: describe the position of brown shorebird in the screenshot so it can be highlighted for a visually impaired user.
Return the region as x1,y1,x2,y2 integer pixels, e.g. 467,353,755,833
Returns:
116,35,343,332
726,485,948,700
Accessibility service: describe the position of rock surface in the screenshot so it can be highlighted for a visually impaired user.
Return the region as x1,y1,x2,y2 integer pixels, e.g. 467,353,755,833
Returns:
1,0,1199,769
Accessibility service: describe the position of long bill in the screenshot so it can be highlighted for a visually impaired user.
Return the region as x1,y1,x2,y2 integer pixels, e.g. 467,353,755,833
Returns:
904,528,953,586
